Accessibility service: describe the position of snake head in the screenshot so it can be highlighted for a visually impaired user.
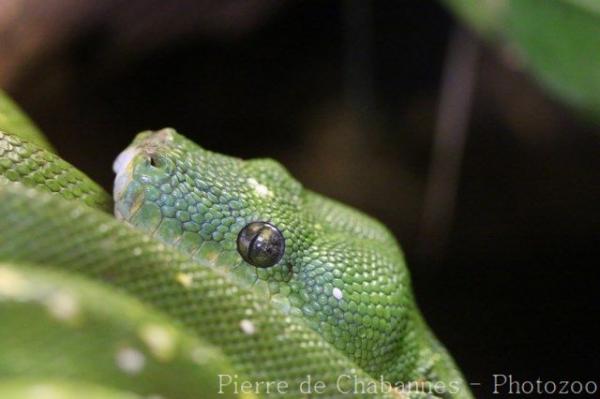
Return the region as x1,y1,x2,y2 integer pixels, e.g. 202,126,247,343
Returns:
114,129,412,377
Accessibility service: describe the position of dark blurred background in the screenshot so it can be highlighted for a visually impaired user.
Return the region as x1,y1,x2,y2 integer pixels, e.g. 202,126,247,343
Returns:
1,1,598,397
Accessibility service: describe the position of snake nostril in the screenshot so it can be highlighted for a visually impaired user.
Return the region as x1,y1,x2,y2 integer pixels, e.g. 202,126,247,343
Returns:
148,155,159,167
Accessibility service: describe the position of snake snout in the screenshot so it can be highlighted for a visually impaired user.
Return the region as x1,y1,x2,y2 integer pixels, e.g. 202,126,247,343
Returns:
113,146,140,203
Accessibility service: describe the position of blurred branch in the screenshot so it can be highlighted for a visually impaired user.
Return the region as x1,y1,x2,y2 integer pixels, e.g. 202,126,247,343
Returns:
0,0,284,88
417,27,479,262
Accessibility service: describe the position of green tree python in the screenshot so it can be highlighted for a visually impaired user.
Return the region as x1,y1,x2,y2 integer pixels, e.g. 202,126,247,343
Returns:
0,90,472,398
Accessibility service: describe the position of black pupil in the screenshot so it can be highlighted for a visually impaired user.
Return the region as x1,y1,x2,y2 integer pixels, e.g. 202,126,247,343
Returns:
237,222,285,268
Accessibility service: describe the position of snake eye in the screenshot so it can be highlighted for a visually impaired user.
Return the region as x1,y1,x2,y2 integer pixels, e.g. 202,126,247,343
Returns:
237,222,285,268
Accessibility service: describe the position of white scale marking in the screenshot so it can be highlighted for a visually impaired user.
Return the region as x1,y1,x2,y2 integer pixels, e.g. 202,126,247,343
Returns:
247,178,272,197
115,347,146,374
332,287,343,300
239,319,257,335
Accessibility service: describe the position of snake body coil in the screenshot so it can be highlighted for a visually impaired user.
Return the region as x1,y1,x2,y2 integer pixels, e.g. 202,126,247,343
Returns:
0,90,471,398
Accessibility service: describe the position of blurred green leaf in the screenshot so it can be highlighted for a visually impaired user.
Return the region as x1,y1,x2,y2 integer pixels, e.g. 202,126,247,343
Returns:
444,0,600,120
443,0,508,37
